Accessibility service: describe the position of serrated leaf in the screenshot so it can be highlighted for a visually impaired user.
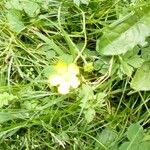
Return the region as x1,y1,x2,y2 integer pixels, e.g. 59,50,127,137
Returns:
84,108,95,123
96,6,150,55
127,56,144,68
142,46,150,61
7,9,25,33
131,61,150,91
127,123,144,143
120,58,133,77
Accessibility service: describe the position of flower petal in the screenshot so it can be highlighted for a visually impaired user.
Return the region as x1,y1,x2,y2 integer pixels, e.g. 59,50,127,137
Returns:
69,76,80,89
49,75,63,86
58,81,70,94
55,61,67,74
68,64,79,75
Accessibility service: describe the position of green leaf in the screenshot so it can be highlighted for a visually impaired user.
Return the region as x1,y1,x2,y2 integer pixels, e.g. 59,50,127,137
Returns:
0,92,17,108
0,112,28,123
126,56,144,68
59,54,74,64
0,112,17,123
131,61,150,91
96,6,150,55
120,141,150,150
84,108,95,123
73,0,80,6
127,123,144,143
96,129,118,150
119,142,139,150
73,0,89,6
139,141,150,150
142,46,150,61
43,65,55,78
22,1,40,17
5,0,22,10
46,50,56,60
81,0,89,5
7,9,25,33
120,58,133,77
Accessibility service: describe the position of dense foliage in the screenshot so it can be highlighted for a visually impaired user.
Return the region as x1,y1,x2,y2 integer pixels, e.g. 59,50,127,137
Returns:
0,0,150,149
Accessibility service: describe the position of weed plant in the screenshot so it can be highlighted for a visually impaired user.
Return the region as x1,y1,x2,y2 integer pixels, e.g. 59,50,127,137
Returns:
0,0,150,149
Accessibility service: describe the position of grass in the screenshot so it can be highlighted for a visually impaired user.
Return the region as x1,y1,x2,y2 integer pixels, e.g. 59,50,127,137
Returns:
0,0,150,149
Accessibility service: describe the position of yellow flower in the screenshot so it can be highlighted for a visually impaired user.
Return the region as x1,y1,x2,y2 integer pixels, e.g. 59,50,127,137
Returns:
48,61,80,94
68,64,79,75
55,61,67,74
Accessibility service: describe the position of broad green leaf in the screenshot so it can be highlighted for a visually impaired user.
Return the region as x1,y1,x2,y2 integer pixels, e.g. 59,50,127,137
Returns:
119,142,139,150
96,129,118,150
96,5,150,55
119,123,150,150
139,141,150,150
7,9,25,33
131,61,150,91
22,1,40,17
5,0,22,10
127,123,144,143
119,141,150,150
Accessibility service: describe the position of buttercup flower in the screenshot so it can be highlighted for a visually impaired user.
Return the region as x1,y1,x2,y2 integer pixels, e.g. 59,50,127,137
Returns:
68,64,79,75
58,81,70,95
49,61,80,94
49,74,63,86
55,61,67,74
69,75,80,89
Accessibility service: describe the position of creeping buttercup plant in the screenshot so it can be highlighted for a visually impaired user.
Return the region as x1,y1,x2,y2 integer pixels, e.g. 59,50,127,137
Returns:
0,0,150,149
